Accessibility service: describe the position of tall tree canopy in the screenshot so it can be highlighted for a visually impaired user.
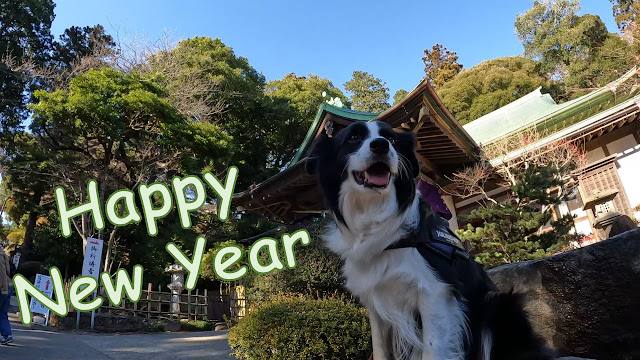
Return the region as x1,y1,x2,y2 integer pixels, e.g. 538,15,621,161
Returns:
149,37,285,187
438,57,549,125
265,73,347,165
393,89,409,106
51,24,115,72
0,2,119,264
265,73,346,123
422,44,463,91
0,0,55,141
610,0,639,32
343,71,390,113
28,67,231,268
515,0,633,92
516,0,582,66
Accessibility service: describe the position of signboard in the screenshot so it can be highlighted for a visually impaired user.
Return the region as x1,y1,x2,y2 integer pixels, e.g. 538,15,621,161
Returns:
29,274,53,319
82,238,104,280
78,237,104,330
12,253,20,269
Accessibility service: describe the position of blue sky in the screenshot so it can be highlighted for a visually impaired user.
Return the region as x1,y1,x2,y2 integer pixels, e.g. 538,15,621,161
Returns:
51,1,619,97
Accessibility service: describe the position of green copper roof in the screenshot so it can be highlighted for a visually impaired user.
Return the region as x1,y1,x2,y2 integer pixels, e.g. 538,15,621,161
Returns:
463,67,640,145
287,103,378,166
491,91,640,166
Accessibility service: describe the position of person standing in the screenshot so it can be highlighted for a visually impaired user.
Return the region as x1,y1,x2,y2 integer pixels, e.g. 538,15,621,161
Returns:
0,246,13,345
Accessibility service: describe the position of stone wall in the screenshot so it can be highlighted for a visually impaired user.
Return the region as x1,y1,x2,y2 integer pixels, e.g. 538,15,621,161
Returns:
55,312,146,332
488,228,640,360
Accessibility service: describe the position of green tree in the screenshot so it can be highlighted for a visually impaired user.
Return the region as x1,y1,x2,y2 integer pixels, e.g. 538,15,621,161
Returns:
452,132,584,267
514,0,631,90
52,24,115,72
393,89,409,105
343,71,390,113
0,132,57,262
147,37,302,266
149,37,288,187
244,220,344,303
1,22,118,265
265,73,346,124
515,0,583,70
422,44,463,91
0,0,55,142
610,0,640,32
458,198,575,267
265,73,347,165
565,34,633,93
28,67,230,270
438,57,549,125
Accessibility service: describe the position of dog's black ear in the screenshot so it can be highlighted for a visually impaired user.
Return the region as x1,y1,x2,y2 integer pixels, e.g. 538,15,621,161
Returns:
305,135,332,175
396,132,420,178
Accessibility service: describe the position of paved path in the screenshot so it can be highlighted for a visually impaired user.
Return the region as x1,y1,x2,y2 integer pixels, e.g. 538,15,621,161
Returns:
2,314,237,360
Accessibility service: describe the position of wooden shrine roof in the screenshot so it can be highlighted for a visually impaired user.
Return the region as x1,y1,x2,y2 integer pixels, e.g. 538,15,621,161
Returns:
233,79,481,223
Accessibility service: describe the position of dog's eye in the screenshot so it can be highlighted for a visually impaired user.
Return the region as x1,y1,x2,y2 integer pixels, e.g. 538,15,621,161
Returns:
349,134,362,143
385,136,396,144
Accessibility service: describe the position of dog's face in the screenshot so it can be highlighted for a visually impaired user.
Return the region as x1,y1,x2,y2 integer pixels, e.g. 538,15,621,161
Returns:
307,121,419,225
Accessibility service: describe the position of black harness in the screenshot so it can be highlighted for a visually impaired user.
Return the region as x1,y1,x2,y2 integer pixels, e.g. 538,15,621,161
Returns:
384,202,476,294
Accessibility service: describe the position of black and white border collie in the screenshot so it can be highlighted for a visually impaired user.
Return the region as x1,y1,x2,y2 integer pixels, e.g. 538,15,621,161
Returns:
306,121,554,360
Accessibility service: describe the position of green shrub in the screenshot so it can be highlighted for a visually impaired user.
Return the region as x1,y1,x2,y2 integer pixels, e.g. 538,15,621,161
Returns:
245,218,345,303
201,240,245,281
228,294,371,360
145,320,165,332
180,320,213,331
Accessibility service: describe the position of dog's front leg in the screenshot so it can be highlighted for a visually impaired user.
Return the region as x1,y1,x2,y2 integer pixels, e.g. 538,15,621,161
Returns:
418,300,436,360
369,310,390,360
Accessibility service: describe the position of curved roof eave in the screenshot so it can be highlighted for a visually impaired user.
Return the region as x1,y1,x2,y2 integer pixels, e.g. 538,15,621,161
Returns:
287,103,377,166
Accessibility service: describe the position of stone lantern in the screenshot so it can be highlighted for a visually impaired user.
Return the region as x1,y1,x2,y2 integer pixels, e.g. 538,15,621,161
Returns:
165,263,187,316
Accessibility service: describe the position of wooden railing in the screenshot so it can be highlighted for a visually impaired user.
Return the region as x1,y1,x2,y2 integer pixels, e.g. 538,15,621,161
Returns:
97,283,209,321
62,278,246,321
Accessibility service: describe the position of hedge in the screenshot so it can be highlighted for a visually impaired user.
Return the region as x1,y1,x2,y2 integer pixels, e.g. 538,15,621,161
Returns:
245,218,346,303
228,294,371,360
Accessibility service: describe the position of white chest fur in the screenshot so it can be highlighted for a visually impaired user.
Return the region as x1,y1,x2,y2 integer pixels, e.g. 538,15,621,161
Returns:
324,192,467,360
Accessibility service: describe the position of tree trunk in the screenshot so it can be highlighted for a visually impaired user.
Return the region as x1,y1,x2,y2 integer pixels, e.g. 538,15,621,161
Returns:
19,190,44,264
103,228,119,273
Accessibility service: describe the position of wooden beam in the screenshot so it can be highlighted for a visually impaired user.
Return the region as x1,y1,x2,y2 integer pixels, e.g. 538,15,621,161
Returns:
422,148,464,155
417,134,450,141
419,104,432,122
422,94,477,158
416,153,440,174
419,140,464,147
428,156,474,164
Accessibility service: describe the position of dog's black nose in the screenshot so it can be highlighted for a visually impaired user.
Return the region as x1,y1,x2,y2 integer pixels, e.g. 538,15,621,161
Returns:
370,138,389,154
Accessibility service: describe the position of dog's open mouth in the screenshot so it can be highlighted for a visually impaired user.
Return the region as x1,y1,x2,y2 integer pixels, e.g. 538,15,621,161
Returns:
352,162,392,189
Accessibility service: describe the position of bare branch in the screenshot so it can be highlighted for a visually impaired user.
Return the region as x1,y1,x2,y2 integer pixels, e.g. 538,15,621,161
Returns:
446,127,586,206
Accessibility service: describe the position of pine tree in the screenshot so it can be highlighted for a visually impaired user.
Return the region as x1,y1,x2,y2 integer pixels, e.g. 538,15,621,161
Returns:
422,44,463,91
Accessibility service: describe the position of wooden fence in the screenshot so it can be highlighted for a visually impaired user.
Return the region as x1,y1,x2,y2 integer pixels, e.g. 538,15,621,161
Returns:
97,283,208,321
62,277,245,321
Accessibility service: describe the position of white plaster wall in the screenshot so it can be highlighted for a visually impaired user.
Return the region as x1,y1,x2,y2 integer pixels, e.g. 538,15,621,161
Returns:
572,219,593,236
558,203,570,217
442,195,459,231
570,207,588,219
608,134,640,209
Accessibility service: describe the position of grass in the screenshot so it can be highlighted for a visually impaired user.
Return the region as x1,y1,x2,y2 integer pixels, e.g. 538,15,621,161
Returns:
180,320,214,331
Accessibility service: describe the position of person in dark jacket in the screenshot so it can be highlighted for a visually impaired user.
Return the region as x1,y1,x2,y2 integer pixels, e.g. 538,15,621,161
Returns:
0,245,14,345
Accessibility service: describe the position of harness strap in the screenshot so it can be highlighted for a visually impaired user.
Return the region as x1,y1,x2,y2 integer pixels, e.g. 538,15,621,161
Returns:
384,206,472,293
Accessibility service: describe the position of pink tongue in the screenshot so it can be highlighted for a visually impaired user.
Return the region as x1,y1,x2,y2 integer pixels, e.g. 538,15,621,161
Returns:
367,173,390,186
